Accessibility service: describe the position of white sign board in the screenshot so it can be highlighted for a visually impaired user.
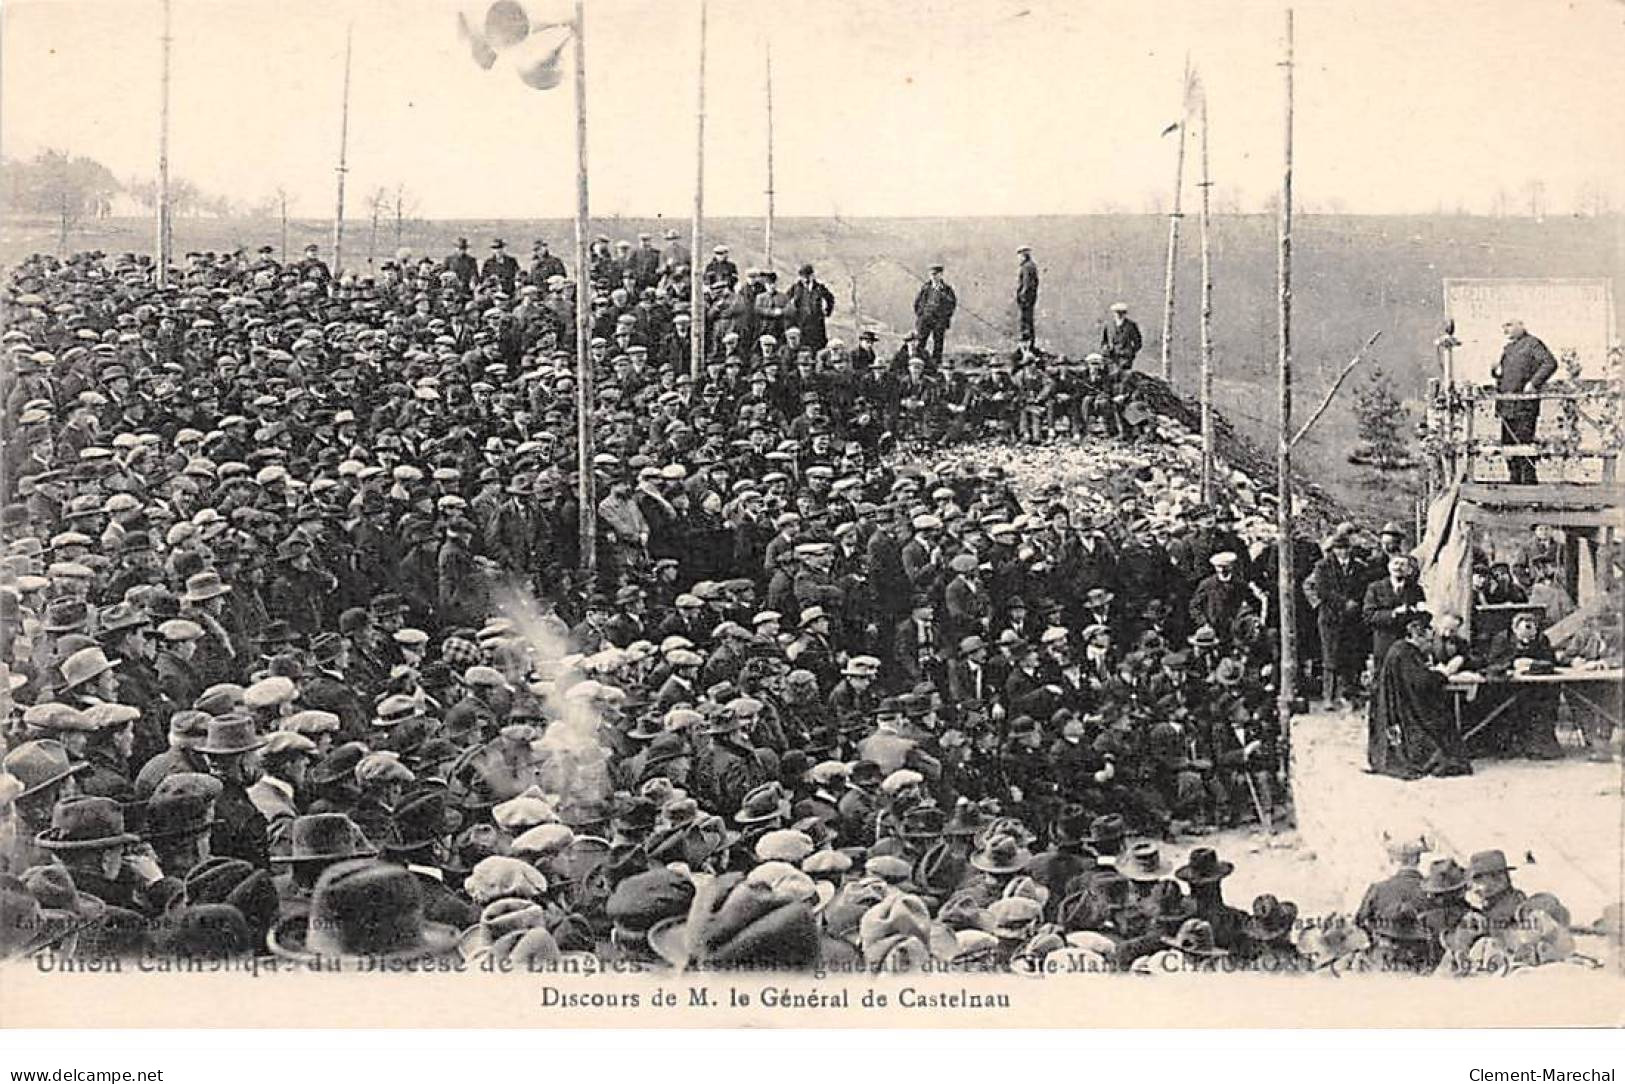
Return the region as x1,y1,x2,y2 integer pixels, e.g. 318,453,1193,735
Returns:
1442,278,1615,387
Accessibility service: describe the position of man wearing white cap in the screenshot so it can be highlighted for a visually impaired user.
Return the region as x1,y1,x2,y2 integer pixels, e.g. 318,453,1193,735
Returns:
1189,551,1252,642
703,244,738,289
1101,301,1142,371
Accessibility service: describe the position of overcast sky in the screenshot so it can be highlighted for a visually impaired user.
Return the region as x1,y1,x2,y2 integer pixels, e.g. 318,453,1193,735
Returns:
3,0,1623,220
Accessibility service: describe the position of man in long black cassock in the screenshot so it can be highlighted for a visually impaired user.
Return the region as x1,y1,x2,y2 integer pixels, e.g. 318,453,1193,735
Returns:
1368,610,1472,780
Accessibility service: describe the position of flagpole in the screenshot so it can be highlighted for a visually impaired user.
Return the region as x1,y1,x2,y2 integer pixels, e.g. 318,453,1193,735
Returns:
1198,82,1215,502
573,0,597,574
1159,54,1190,383
689,0,707,380
1276,10,1298,768
332,22,354,282
764,39,775,269
155,0,173,287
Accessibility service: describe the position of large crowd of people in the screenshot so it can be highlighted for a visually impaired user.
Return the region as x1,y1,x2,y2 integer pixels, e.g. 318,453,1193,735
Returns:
0,237,1605,977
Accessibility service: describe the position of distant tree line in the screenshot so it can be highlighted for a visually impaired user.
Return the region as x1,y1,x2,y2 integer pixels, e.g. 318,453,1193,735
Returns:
1,149,267,253
0,150,121,252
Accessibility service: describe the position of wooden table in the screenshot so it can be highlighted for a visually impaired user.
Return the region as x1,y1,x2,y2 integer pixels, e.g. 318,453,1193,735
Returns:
1447,668,1625,745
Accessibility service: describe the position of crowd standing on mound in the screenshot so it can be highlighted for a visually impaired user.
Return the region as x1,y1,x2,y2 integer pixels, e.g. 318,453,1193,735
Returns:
0,236,1600,977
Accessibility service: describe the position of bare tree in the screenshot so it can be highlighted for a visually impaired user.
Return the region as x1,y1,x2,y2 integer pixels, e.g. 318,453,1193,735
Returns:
1523,179,1546,219
365,187,389,268
278,188,291,262
392,184,420,250
126,176,158,211
1577,178,1614,217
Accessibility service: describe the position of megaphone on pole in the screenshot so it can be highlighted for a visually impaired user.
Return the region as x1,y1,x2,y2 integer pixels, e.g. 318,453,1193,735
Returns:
515,36,569,90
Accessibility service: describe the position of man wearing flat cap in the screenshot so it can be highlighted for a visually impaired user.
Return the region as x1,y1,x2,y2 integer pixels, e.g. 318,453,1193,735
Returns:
943,552,991,643
1100,302,1142,371
912,263,957,365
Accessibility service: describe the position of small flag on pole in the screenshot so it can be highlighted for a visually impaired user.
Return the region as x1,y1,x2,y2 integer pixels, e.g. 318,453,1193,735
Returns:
1161,65,1202,136
456,1,573,89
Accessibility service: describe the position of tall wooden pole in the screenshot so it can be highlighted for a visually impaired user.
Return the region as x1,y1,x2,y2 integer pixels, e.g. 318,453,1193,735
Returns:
1198,83,1215,501
332,23,354,282
1276,10,1298,762
573,0,596,574
764,40,775,268
279,191,288,262
689,0,707,379
155,0,173,286
1159,55,1190,383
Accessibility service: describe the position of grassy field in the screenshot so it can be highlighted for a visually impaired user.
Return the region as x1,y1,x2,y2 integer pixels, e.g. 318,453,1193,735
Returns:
6,212,1620,519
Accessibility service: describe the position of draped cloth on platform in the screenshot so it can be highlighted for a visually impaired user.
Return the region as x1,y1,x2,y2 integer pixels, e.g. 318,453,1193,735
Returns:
1412,473,1471,626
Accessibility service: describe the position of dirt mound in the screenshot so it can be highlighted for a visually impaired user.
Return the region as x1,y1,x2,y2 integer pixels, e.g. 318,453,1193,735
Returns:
922,355,1352,536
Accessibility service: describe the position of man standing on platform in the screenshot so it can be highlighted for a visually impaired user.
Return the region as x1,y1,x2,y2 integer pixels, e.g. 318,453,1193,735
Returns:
1492,319,1558,485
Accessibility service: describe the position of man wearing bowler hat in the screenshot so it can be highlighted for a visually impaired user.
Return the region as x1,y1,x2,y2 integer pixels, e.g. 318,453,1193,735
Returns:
482,239,519,294
448,238,478,289
197,715,270,869
786,263,836,352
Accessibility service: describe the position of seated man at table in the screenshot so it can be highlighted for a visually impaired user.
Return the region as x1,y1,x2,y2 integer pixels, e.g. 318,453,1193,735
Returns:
1369,610,1473,780
1426,612,1471,675
1481,611,1563,760
1558,612,1621,763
